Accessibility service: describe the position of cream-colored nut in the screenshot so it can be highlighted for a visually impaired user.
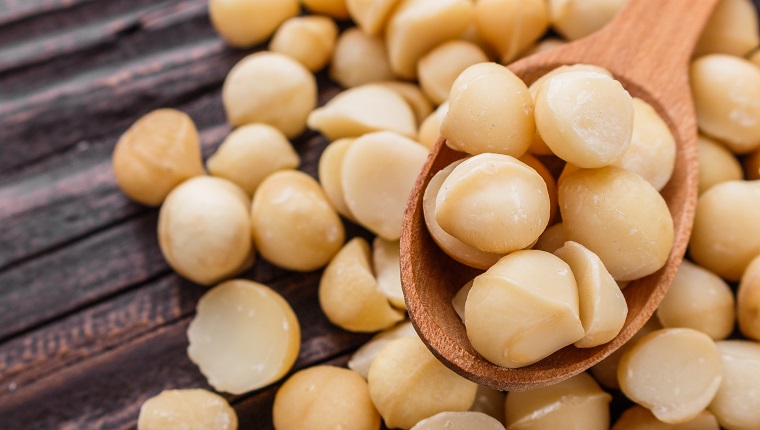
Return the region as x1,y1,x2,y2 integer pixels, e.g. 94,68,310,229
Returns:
251,170,344,271
520,153,559,224
187,280,300,394
411,412,505,430
691,54,760,154
656,260,735,340
555,241,627,348
330,28,395,88
618,328,723,424
270,16,339,72
744,146,760,180
517,38,566,60
697,134,744,194
611,98,676,191
138,389,238,430
385,0,475,79
346,0,402,36
559,166,674,281
442,63,534,157
158,177,253,286
451,279,473,321
423,160,503,269
465,250,583,368
474,0,549,63
273,366,380,430
613,406,719,430
533,222,566,253
368,337,478,429
751,49,760,67
547,0,627,40
348,320,418,379
342,131,428,240
590,317,662,390
708,340,760,430
505,372,611,430
417,102,448,149
436,154,550,254
206,123,300,196
469,385,505,422
417,41,489,105
317,138,355,221
376,81,434,125
535,70,633,168
373,237,405,310
308,84,417,140
319,238,404,332
209,0,298,48
223,52,316,138
302,0,350,19
112,109,204,206
695,0,760,57
738,254,760,341
689,180,760,281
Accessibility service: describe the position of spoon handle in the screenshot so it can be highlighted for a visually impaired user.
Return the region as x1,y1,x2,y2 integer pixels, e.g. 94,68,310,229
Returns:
586,0,720,97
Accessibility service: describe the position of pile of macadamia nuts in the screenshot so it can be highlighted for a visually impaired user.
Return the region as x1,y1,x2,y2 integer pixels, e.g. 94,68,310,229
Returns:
109,0,760,429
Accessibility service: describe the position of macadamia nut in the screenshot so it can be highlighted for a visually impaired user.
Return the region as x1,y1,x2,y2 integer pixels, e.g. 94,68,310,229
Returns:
223,52,317,138
158,177,254,286
385,0,474,79
618,328,723,424
348,320,418,379
697,134,744,194
411,411,505,430
474,0,549,63
695,0,760,57
613,406,719,430
533,222,567,254
465,250,583,368
112,109,204,206
317,138,355,220
368,337,477,429
590,318,662,390
442,63,535,157
555,241,627,348
270,16,338,72
307,84,417,140
708,340,760,430
330,28,396,87
373,237,405,310
250,170,344,271
138,389,237,430
435,154,550,254
611,98,676,191
505,372,611,430
417,102,448,149
417,41,489,105
187,280,300,394
738,254,760,341
273,366,380,430
535,70,633,168
342,131,428,240
206,123,300,196
346,0,402,36
319,238,404,332
656,260,735,340
559,166,674,281
376,81,434,125
690,54,760,154
689,180,760,281
209,0,298,48
547,0,627,40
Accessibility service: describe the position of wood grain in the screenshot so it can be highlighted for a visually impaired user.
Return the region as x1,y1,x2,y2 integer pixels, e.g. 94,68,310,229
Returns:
1,0,759,428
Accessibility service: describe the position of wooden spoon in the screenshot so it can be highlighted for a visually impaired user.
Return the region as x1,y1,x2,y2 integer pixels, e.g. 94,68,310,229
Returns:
400,0,718,391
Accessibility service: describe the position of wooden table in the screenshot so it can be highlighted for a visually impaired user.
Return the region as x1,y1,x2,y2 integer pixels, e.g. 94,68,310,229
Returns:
1,1,758,428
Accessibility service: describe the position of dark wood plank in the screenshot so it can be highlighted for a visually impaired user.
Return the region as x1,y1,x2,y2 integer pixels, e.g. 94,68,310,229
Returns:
0,272,370,429
0,0,102,26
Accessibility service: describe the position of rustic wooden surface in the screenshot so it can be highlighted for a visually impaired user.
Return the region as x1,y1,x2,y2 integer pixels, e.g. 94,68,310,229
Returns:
1,1,759,429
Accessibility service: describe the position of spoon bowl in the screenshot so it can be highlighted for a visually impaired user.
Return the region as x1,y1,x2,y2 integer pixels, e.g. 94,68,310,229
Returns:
400,0,719,391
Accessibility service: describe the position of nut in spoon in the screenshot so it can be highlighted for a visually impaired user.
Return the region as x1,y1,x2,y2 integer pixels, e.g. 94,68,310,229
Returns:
400,0,718,391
